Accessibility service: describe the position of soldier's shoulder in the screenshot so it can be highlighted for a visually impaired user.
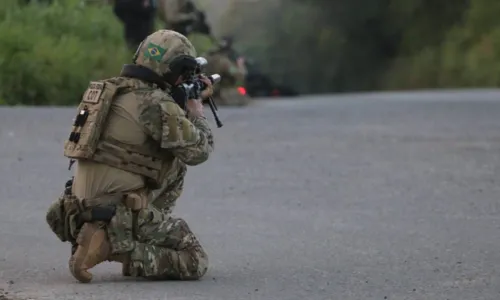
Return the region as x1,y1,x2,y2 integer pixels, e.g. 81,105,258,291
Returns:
92,76,148,93
135,87,170,107
160,98,185,116
137,89,184,117
101,76,130,85
137,92,163,126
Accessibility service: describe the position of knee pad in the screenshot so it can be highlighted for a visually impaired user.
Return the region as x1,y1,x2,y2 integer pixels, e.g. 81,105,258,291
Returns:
128,242,208,280
135,212,192,249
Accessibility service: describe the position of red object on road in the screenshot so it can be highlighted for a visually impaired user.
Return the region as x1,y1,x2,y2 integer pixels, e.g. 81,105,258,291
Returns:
237,86,247,95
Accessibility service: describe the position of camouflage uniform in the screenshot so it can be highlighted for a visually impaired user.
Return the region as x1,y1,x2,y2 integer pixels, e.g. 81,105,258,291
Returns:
46,30,213,283
149,158,186,215
204,47,251,106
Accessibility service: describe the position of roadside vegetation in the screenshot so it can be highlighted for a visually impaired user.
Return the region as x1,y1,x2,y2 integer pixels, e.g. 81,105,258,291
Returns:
220,0,500,94
1,0,499,104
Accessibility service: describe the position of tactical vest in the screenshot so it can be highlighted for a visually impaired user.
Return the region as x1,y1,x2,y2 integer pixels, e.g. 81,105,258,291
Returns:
63,78,169,189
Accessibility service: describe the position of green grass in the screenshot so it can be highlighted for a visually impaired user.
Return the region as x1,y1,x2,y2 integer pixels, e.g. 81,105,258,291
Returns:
0,0,130,105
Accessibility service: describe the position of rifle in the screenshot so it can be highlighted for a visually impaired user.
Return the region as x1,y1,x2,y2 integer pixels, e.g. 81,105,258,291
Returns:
181,57,223,128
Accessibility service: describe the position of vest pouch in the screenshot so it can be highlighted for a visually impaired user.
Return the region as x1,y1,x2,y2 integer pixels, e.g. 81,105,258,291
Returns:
46,195,69,242
46,193,83,244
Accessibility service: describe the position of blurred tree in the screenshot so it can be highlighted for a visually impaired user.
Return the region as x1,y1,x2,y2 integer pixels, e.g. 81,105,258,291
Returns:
218,0,482,94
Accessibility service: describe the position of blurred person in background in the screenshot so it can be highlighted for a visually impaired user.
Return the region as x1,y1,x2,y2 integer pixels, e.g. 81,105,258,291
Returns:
157,0,199,36
112,0,157,51
215,36,241,64
203,36,250,106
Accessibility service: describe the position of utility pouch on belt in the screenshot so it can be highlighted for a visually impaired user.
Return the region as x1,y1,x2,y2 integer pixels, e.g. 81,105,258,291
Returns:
63,80,119,159
46,193,83,244
46,189,148,243
45,193,118,244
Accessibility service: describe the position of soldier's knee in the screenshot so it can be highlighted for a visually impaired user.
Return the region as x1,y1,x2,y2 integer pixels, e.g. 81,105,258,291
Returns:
176,248,208,280
131,243,209,280
195,251,209,279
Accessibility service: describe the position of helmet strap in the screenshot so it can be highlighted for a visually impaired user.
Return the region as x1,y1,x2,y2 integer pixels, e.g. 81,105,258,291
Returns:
120,64,168,90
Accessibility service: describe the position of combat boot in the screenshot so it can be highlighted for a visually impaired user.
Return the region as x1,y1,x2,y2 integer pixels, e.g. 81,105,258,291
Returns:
69,222,111,283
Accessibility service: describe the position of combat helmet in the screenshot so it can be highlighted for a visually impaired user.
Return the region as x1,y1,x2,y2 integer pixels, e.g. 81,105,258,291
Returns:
132,30,198,83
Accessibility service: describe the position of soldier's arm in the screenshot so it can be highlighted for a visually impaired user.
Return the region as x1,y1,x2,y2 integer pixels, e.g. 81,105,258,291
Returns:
139,95,214,166
172,112,214,165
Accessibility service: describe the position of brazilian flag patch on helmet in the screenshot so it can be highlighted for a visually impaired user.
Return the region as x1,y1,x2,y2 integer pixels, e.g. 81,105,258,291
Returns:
144,42,167,62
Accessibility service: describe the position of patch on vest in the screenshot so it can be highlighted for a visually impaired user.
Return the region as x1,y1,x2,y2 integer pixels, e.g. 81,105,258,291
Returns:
83,82,105,104
64,80,119,159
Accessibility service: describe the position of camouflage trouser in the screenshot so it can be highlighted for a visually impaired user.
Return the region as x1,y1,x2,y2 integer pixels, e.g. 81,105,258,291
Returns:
107,203,208,280
46,189,208,280
213,87,251,106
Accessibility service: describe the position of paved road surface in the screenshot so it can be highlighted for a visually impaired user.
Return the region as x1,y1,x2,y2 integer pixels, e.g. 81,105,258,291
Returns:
1,90,500,300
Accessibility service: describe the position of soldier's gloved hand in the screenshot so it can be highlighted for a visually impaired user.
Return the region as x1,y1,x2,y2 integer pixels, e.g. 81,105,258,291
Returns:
199,75,213,100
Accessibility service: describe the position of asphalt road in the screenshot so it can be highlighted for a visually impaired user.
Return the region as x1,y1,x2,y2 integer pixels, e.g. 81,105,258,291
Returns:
1,90,500,300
